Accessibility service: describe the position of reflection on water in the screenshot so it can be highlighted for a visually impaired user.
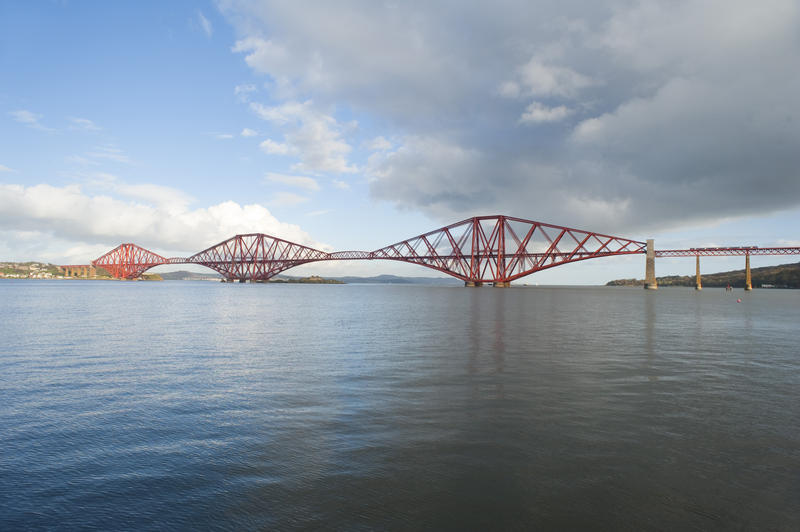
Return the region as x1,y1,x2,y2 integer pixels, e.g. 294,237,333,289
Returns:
1,281,798,530
645,291,657,382
467,288,507,401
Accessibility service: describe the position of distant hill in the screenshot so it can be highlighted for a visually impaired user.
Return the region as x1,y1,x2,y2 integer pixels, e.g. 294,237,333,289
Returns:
1,261,62,278
327,274,461,285
160,270,221,281
607,261,800,288
0,261,113,279
158,270,459,285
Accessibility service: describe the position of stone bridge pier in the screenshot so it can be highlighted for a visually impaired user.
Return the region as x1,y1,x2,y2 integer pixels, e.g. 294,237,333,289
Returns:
644,239,657,290
60,265,96,278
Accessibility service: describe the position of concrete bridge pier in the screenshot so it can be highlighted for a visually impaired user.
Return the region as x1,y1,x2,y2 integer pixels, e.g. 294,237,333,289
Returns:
695,255,702,290
464,281,483,287
493,281,511,287
644,239,658,290
744,254,752,291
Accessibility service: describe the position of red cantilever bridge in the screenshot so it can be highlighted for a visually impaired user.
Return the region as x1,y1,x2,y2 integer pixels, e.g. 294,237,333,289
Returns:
91,215,800,286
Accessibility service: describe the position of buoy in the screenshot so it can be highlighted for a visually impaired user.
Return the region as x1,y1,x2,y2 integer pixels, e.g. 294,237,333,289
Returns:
737,298,742,303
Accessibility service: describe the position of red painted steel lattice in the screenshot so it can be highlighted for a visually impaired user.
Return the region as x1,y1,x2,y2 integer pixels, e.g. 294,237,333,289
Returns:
656,247,800,257
370,215,647,283
90,216,649,281
188,233,329,281
92,215,799,282
92,243,168,279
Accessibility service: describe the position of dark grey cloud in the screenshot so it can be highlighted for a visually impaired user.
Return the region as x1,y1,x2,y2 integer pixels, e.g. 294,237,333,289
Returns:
221,0,800,234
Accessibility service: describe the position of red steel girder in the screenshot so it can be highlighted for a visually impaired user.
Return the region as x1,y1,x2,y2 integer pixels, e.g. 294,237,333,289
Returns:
370,215,647,283
92,243,168,279
656,247,800,257
93,216,649,282
187,233,329,280
96,216,799,284
328,251,372,260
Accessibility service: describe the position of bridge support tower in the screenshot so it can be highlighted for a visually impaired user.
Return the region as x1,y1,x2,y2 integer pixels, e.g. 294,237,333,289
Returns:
644,239,657,290
695,255,702,290
744,254,752,291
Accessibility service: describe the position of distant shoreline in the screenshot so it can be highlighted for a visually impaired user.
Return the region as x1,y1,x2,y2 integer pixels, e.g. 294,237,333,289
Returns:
7,260,799,288
607,261,800,289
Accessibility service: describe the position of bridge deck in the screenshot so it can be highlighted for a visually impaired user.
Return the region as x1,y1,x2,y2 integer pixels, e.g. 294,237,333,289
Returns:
656,247,800,257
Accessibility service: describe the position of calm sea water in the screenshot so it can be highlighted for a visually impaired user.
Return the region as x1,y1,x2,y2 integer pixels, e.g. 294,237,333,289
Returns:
1,280,798,530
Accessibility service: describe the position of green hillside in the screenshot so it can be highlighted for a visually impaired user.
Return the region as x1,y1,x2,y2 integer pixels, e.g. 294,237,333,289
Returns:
607,261,800,288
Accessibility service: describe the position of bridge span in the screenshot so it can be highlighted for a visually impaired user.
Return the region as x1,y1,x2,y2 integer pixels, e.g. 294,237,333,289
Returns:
89,215,800,288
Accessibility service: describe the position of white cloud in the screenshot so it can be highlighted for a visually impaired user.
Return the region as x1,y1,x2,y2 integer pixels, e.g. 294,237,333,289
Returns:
85,145,131,164
0,164,14,173
571,117,603,140
260,138,290,155
503,57,591,125
514,58,594,99
497,81,521,99
10,110,54,132
111,183,193,213
332,179,350,190
0,230,116,265
519,102,573,123
0,183,325,255
306,209,330,217
227,9,478,119
269,191,309,206
368,136,485,215
365,136,392,151
265,172,320,191
234,83,257,102
250,101,307,124
215,133,234,139
83,172,118,186
251,101,357,173
66,155,98,166
69,117,101,131
10,110,41,124
240,127,258,137
222,1,800,233
197,11,213,37
232,37,294,80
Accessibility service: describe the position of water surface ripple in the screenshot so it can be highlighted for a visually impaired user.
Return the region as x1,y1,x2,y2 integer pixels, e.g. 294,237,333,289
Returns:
1,281,798,530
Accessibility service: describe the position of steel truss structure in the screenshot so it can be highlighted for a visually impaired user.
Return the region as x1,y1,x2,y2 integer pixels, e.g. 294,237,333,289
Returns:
90,215,800,282
188,233,329,281
92,243,169,279
369,216,646,283
656,247,800,257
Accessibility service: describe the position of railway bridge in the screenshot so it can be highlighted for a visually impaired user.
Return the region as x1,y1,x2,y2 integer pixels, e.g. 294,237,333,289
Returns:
89,215,800,290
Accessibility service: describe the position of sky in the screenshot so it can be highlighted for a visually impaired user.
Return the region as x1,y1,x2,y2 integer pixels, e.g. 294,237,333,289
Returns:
1,0,799,284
